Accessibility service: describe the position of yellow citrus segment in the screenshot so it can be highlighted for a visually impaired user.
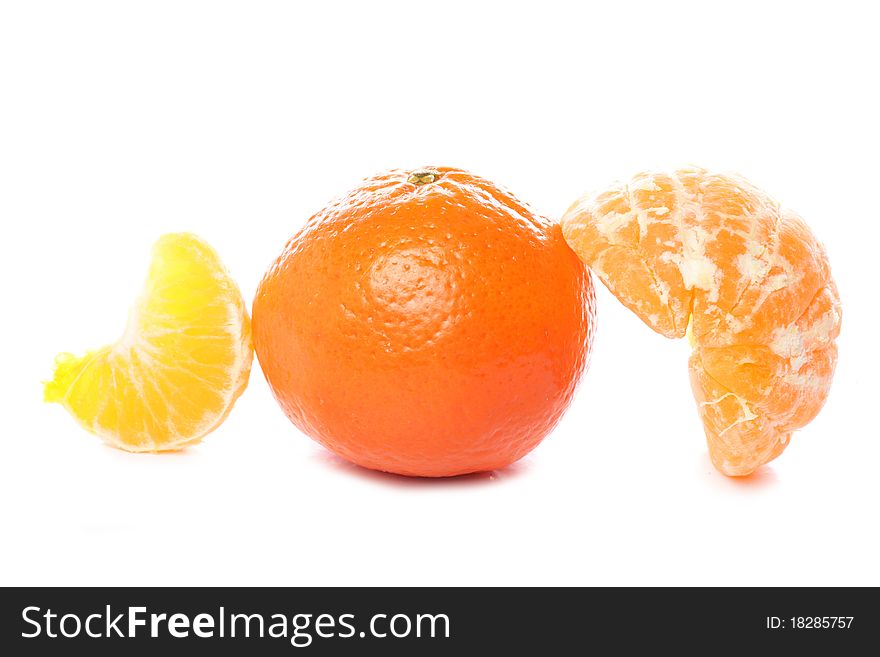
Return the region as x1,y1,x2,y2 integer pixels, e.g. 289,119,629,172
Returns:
561,167,841,476
44,233,253,451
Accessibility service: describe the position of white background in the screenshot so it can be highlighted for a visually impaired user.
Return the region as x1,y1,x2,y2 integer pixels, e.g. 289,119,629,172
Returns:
1,1,878,586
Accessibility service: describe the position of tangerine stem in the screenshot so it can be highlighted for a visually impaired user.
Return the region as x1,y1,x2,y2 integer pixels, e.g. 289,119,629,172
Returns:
407,169,441,185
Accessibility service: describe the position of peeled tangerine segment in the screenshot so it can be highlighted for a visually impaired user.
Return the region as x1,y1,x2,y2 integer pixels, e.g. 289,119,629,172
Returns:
44,233,253,451
561,167,841,476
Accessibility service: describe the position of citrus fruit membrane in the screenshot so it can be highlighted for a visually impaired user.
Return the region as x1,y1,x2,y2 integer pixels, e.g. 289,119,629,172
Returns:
44,233,253,451
253,167,596,477
561,167,840,476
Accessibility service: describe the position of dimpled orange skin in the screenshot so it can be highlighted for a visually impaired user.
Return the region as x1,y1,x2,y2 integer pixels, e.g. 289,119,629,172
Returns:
561,167,841,476
253,167,595,477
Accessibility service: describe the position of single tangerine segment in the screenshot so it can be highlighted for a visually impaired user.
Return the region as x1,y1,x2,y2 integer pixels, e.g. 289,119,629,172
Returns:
561,167,840,476
44,233,253,451
253,166,595,477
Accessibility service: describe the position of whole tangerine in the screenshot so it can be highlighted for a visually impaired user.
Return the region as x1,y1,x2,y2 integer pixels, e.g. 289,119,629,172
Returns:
253,167,595,477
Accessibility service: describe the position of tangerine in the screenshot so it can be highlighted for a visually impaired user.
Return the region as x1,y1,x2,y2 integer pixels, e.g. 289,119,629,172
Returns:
561,167,840,476
253,167,595,476
44,233,253,451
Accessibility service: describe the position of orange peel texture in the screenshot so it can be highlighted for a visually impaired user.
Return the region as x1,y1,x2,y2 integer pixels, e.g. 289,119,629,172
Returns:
561,167,840,476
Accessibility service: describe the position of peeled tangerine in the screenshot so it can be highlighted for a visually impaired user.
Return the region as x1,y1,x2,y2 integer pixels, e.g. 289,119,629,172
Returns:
561,167,841,476
44,233,253,451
